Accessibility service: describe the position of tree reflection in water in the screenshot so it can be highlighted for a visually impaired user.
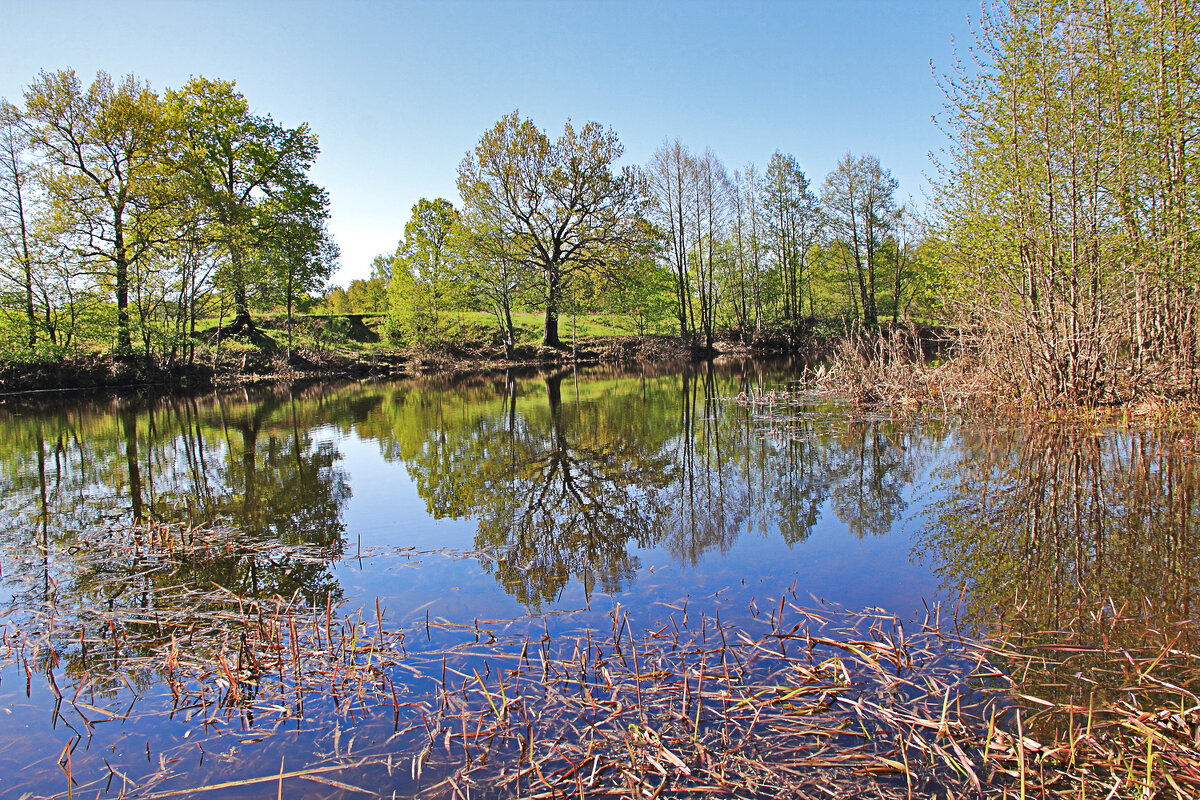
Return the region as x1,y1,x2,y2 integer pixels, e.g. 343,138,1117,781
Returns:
0,366,936,620
0,388,352,673
371,363,929,606
376,369,676,605
918,426,1200,643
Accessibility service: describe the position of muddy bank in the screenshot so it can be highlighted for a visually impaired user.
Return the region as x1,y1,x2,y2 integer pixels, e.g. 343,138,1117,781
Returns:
0,335,741,396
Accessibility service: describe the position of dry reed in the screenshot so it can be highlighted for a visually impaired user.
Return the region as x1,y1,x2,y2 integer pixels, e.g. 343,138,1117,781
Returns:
2,523,1198,798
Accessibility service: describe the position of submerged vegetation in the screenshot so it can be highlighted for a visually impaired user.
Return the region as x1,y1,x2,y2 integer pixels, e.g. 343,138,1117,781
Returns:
2,377,1198,797
7,527,1198,799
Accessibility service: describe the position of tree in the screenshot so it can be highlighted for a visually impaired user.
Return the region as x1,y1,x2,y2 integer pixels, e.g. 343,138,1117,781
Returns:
885,204,923,324
763,151,821,321
323,286,351,314
648,139,696,338
593,220,673,336
726,164,768,337
458,111,650,347
346,277,387,313
0,100,40,349
169,77,328,332
647,141,733,349
388,197,461,341
933,0,1200,405
822,153,896,328
255,191,338,356
687,149,729,352
22,70,171,355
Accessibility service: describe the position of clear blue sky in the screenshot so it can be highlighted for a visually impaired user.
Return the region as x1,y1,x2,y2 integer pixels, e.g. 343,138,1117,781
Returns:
2,0,979,286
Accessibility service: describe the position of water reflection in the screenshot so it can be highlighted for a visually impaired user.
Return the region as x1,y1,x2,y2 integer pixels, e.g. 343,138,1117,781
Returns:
0,390,352,614
917,425,1200,642
355,364,932,605
5,367,1198,797
0,365,943,612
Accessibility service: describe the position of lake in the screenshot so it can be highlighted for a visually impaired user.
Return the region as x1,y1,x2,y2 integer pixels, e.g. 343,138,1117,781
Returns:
0,361,1196,798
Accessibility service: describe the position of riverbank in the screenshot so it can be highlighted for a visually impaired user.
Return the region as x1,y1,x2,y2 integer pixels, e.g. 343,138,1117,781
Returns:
811,326,1200,426
0,334,774,396
0,322,962,397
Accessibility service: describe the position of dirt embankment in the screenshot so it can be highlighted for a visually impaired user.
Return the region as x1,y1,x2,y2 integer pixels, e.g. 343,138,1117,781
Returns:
0,335,726,396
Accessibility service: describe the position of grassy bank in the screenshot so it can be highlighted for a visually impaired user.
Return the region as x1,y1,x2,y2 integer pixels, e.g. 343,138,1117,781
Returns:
0,311,855,395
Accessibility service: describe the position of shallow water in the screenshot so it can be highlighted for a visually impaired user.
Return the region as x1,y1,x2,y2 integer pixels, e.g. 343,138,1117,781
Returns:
0,361,1195,798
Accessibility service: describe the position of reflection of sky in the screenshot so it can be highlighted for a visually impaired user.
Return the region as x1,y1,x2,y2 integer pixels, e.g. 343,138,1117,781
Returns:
0,378,963,632
0,378,987,798
316,405,957,632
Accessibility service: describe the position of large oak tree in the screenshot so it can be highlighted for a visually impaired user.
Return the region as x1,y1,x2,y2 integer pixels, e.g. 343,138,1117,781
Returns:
457,112,649,347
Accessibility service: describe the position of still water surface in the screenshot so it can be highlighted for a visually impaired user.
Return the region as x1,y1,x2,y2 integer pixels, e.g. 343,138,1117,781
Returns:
0,361,1195,797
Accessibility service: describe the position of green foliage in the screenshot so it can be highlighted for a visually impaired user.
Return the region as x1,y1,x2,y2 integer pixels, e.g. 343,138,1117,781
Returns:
935,0,1200,404
385,263,436,346
346,277,387,313
321,286,352,314
0,68,336,365
458,112,653,347
384,197,463,345
821,153,897,328
168,76,332,325
21,69,171,355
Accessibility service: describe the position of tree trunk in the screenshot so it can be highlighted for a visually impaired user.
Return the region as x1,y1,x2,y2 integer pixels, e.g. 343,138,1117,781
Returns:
502,302,516,359
121,406,143,522
115,260,132,355
543,267,562,347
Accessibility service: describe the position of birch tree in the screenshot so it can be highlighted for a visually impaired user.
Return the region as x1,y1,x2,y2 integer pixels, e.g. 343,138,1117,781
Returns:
822,153,896,328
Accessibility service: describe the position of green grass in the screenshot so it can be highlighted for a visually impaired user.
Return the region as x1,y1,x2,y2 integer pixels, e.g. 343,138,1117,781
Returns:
447,310,673,342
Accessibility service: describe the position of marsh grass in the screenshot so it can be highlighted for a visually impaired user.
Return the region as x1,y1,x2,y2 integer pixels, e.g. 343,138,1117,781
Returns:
815,326,1200,424
2,522,1198,798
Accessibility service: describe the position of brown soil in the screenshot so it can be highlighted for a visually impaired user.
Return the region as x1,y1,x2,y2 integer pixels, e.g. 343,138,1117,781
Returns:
0,335,735,396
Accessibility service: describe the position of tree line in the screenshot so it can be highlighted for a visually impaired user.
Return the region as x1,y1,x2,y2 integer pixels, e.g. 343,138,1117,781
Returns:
343,0,1200,407
0,69,336,363
936,0,1200,405
10,0,1197,410
349,112,934,354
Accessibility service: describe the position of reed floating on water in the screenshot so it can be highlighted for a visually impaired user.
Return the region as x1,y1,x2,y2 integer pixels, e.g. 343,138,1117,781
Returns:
2,523,1198,798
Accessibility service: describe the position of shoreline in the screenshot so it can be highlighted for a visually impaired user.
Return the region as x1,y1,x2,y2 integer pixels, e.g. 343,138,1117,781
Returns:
0,334,826,399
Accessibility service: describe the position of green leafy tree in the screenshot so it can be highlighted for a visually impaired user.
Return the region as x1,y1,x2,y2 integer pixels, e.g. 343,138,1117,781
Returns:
168,77,328,333
458,220,530,357
458,111,651,347
0,100,41,350
821,153,896,329
936,0,1200,404
763,151,821,321
346,277,387,313
22,70,172,356
386,197,461,344
322,286,352,314
595,235,675,336
255,194,339,356
726,164,770,337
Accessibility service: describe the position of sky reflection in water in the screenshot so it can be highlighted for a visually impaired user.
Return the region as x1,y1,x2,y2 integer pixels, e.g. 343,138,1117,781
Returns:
0,362,1195,797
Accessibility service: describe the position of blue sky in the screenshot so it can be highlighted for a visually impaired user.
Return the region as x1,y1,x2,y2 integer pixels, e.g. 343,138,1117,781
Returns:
2,0,979,286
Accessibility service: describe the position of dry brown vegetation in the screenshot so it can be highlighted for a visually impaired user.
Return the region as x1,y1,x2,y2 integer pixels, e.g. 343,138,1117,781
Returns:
3,521,1198,798
814,325,1200,422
